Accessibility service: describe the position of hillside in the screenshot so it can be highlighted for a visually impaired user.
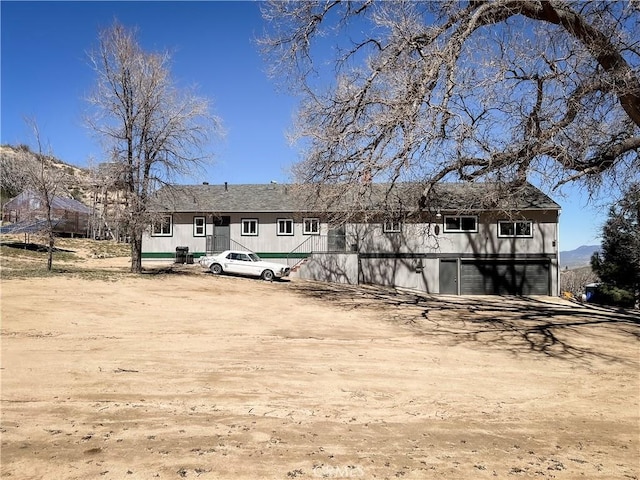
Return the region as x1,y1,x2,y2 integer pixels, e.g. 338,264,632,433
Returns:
559,245,600,269
0,144,95,205
1,144,130,240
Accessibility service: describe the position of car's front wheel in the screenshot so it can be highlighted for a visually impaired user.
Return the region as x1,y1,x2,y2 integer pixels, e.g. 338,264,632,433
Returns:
261,269,274,281
210,263,223,275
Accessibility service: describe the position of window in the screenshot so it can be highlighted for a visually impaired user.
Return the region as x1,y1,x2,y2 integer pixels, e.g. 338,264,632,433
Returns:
227,251,259,262
151,214,172,236
193,216,205,237
498,220,533,238
277,218,294,236
383,220,402,233
241,218,258,236
303,218,320,235
443,216,477,233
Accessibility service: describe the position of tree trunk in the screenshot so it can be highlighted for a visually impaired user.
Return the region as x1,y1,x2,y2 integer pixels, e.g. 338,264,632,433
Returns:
47,233,54,271
130,233,143,273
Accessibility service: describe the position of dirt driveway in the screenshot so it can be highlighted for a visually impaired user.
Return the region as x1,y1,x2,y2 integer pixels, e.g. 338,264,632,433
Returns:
1,259,639,479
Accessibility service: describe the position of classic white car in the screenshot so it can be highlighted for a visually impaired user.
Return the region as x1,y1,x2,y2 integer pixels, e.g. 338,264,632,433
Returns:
199,250,290,281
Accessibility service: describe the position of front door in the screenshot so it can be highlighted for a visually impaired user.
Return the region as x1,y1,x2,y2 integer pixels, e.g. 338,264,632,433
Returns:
439,259,458,295
212,216,230,252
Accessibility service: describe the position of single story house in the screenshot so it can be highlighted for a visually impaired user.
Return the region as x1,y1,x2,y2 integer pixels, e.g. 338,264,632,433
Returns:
143,182,561,296
1,190,91,237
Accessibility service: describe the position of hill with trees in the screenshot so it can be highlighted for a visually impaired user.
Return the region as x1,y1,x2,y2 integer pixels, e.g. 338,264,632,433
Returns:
0,144,128,242
0,144,93,205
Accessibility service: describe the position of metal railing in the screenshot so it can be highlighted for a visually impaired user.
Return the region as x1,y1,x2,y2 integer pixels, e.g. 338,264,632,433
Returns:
205,236,253,255
286,234,349,267
230,238,254,252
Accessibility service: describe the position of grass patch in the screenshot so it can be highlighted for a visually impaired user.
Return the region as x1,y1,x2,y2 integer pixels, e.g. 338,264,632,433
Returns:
55,238,131,258
0,236,201,280
0,259,130,281
1,236,132,280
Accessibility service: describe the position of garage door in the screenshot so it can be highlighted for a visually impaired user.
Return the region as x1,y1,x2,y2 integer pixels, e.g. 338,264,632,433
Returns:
460,260,550,295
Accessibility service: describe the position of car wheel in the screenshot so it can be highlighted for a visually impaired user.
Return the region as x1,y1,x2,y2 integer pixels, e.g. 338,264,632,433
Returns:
261,269,274,281
210,263,223,275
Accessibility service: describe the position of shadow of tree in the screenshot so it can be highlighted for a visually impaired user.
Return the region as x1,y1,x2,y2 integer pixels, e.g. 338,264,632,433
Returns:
141,264,205,276
1,241,74,253
289,281,640,365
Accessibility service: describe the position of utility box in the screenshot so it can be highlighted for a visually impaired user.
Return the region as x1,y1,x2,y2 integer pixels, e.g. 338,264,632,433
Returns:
584,282,600,302
175,246,189,264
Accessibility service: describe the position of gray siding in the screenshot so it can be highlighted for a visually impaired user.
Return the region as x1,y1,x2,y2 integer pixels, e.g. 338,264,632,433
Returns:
142,208,560,296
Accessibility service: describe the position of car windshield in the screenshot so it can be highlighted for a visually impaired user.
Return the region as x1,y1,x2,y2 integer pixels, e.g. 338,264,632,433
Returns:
248,253,260,262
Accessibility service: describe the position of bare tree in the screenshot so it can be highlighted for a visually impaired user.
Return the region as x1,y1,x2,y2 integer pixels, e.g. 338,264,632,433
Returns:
85,21,220,272
20,120,68,271
560,266,599,299
260,1,639,210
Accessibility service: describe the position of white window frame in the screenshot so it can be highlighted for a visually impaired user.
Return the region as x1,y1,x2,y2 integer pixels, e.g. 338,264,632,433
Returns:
303,217,320,235
241,218,258,236
443,215,478,233
383,220,402,233
193,216,206,237
151,214,173,237
498,220,533,238
277,218,294,236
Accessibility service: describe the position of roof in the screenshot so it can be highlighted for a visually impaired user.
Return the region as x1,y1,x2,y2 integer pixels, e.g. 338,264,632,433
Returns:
151,182,560,213
153,184,306,213
3,190,91,214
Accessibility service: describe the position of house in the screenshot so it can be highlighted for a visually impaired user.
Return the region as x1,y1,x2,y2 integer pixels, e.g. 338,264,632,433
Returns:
143,182,561,296
1,190,92,237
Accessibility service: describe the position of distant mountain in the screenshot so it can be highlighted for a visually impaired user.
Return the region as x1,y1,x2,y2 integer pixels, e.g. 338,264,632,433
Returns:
560,245,600,269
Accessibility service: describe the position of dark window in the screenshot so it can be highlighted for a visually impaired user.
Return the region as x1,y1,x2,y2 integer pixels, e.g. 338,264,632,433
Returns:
277,218,294,236
383,220,401,233
303,218,320,235
498,221,533,238
241,219,258,236
193,216,205,236
152,215,172,236
443,216,477,233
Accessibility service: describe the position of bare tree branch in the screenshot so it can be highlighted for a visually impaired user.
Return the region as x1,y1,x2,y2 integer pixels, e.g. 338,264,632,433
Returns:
261,0,639,212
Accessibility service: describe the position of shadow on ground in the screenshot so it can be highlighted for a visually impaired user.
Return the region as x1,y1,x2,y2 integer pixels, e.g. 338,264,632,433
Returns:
289,281,640,365
0,241,74,253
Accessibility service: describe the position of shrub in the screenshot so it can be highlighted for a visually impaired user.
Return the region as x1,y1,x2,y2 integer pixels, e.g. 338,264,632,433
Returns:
591,284,636,308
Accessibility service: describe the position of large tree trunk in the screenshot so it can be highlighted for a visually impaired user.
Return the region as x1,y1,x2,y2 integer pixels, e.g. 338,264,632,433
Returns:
130,233,143,273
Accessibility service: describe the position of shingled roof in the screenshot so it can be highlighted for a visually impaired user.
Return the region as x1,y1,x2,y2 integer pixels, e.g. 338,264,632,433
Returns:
151,182,560,213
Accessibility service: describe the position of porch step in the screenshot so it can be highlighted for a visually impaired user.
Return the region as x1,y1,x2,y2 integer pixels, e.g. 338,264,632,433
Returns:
289,257,309,273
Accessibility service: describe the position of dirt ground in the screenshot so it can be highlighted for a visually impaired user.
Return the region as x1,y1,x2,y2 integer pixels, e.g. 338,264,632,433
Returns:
1,248,639,479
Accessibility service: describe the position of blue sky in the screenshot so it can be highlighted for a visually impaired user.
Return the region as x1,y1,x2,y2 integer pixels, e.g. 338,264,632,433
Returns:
1,1,606,250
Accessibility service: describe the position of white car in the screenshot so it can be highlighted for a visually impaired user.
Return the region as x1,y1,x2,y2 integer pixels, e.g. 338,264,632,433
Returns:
199,250,290,281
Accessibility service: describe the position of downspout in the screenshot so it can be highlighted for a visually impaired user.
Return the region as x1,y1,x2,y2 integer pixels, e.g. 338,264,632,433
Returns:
556,209,561,297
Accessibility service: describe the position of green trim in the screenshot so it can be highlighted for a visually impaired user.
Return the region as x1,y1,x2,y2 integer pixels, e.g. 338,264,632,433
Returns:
142,252,208,259
142,252,174,259
142,251,310,260
359,252,554,260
